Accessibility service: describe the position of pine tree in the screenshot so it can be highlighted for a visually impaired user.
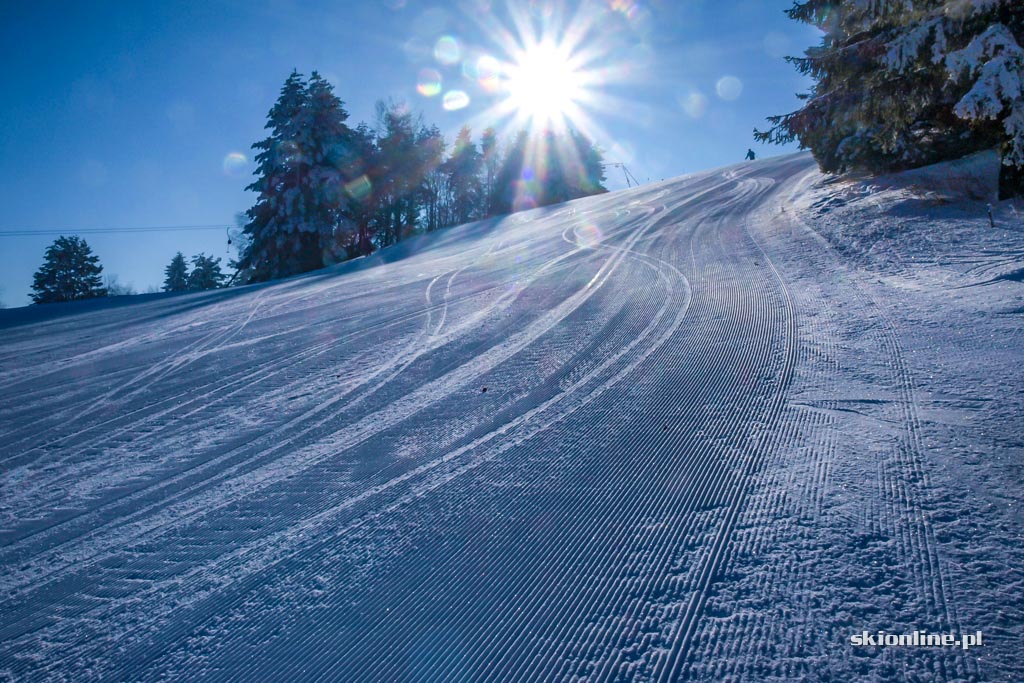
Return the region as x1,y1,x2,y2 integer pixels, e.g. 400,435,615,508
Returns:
304,71,358,264
240,71,369,279
31,236,107,304
374,101,422,247
490,129,606,214
491,130,530,215
883,1,1023,196
187,253,226,291
163,252,189,292
446,126,483,226
239,71,314,282
755,1,956,173
345,122,380,257
405,127,434,234
420,125,447,232
480,127,499,217
758,0,1024,196
569,129,608,198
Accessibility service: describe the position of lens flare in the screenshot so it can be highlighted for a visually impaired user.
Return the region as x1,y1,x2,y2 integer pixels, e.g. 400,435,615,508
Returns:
417,68,442,97
574,222,603,247
222,152,248,176
513,181,539,211
434,36,462,65
443,90,471,111
715,75,743,101
344,175,372,201
609,0,640,20
475,55,502,92
679,91,708,119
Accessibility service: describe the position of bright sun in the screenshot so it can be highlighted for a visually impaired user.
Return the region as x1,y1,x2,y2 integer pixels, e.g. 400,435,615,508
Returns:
505,43,585,126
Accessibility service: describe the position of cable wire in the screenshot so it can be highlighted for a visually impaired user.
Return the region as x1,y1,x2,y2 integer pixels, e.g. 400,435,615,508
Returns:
0,224,233,237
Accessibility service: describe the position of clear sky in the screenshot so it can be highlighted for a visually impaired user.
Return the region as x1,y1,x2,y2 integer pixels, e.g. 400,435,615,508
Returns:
0,0,816,307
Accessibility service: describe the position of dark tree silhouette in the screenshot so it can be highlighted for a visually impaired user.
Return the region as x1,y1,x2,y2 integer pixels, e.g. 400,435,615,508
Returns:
163,252,189,292
31,236,107,304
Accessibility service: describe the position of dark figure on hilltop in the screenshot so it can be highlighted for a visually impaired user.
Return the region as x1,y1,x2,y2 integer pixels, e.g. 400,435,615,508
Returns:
745,149,756,161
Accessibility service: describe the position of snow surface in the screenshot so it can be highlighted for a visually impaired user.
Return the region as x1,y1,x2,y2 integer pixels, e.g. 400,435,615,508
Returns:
1,152,1021,681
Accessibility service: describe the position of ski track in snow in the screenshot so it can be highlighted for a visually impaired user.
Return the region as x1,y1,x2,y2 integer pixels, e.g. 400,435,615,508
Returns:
0,153,1019,681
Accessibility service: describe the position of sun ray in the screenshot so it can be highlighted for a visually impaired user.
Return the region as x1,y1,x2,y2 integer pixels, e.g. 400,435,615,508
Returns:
503,41,585,128
444,0,646,196
464,3,619,125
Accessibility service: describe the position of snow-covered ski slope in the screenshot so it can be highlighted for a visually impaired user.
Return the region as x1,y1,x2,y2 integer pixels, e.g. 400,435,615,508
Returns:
1,152,1022,681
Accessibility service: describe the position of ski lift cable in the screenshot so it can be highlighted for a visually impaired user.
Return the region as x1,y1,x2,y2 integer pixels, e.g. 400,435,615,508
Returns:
0,224,233,237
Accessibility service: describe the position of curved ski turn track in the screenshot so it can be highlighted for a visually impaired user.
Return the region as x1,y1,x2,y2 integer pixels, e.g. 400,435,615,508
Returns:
0,154,1003,680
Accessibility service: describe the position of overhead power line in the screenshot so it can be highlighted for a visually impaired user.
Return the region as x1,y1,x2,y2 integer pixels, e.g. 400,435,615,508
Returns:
0,224,233,237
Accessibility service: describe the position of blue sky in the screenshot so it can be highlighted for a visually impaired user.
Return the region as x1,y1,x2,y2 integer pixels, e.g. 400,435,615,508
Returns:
0,0,816,307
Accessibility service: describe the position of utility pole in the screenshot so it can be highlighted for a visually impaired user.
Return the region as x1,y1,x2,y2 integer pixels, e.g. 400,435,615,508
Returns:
602,162,640,189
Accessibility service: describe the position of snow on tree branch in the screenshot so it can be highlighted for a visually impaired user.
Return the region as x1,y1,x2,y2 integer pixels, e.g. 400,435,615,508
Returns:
884,17,943,72
947,23,1024,165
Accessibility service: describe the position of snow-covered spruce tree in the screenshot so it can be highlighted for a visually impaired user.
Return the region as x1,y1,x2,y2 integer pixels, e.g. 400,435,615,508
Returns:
303,71,359,265
239,71,312,281
883,1,1024,197
240,71,367,278
31,236,107,304
163,252,189,292
187,253,226,291
757,0,1024,196
756,1,961,173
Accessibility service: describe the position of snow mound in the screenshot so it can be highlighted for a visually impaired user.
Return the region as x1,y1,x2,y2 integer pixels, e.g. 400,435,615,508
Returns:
791,149,1024,290
812,149,1000,209
875,149,1000,203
